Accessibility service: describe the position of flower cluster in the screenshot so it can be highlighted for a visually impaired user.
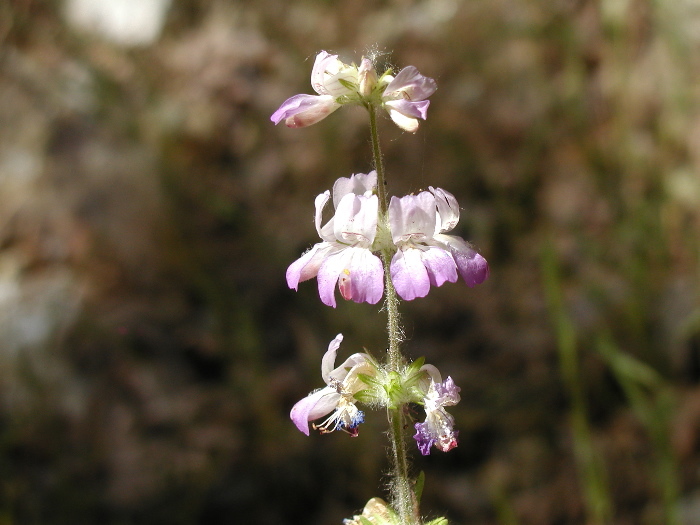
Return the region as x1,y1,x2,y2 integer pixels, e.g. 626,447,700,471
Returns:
290,334,462,457
287,171,489,307
271,51,437,133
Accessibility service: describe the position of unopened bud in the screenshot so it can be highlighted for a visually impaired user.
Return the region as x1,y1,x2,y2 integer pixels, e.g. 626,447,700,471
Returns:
358,58,378,97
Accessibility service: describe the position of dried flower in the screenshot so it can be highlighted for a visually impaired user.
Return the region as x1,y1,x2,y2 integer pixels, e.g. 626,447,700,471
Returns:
413,376,461,455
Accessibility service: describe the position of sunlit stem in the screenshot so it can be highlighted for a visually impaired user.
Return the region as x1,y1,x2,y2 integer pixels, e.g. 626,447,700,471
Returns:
388,407,421,524
367,103,420,525
368,104,388,214
368,104,402,370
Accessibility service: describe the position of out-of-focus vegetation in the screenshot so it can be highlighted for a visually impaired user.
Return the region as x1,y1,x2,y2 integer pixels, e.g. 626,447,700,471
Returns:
1,0,700,524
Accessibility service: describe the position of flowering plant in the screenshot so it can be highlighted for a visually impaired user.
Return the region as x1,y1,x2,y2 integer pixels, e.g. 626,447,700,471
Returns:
273,50,488,525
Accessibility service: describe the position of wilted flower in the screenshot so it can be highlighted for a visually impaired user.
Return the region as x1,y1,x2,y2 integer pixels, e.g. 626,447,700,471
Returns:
389,187,489,301
271,50,436,132
413,376,461,455
286,172,384,308
290,334,377,436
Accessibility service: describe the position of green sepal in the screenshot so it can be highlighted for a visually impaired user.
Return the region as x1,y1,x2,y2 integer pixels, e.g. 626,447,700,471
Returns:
378,69,394,82
357,372,380,387
401,357,432,404
407,356,426,373
425,518,448,525
338,78,358,91
353,389,372,403
355,374,380,404
383,371,404,409
404,357,428,388
359,518,373,525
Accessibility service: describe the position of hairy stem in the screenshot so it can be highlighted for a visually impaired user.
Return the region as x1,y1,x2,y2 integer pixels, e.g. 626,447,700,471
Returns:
368,105,402,369
368,104,388,214
368,104,420,524
388,407,421,524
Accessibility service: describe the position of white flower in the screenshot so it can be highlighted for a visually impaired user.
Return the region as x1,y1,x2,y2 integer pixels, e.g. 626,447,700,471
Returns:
286,172,384,308
271,51,359,128
290,334,377,436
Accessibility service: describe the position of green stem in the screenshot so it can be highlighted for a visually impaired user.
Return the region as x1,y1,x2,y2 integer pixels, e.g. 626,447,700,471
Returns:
383,253,403,371
368,105,402,369
368,104,419,524
368,105,388,214
389,407,420,524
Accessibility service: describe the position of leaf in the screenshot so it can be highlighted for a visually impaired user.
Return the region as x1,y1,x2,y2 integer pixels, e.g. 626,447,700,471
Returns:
413,471,425,504
597,337,663,389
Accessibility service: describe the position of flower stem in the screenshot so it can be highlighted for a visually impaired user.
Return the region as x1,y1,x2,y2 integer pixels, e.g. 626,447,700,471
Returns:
389,407,421,525
368,105,402,370
368,104,420,525
368,105,389,214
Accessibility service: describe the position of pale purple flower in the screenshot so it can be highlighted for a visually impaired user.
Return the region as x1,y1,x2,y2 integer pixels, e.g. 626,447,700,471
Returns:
382,66,437,133
388,188,488,301
389,191,457,301
286,172,384,308
429,186,490,287
271,51,358,128
290,334,376,436
413,376,461,455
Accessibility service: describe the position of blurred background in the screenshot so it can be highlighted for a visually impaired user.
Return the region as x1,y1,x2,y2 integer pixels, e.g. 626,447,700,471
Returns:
2,0,700,523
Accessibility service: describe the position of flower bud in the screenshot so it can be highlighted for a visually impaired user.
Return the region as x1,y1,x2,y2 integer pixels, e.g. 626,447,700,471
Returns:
343,498,398,525
358,58,378,98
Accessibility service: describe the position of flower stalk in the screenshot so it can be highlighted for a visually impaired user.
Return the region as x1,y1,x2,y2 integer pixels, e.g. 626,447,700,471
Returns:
389,407,421,525
368,104,403,371
369,103,420,523
275,50,488,525
368,104,388,215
